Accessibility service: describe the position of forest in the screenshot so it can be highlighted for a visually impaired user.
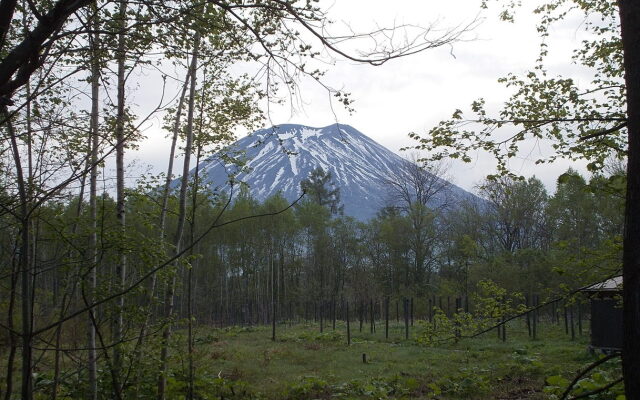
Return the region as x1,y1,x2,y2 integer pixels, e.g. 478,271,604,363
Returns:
0,0,638,399
0,159,626,399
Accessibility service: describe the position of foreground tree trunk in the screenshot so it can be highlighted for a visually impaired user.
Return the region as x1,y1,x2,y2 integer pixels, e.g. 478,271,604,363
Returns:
113,0,128,394
131,66,191,398
86,8,101,397
187,142,203,400
3,105,32,400
4,239,18,400
157,31,200,400
618,1,640,398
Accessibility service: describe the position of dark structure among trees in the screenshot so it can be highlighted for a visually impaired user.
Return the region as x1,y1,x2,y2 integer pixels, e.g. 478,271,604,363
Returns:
582,277,623,351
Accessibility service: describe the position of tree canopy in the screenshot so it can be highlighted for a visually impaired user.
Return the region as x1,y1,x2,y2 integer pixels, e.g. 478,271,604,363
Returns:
409,0,626,176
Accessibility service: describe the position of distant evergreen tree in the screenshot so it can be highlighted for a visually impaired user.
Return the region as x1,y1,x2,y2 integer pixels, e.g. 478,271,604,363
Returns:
300,167,344,215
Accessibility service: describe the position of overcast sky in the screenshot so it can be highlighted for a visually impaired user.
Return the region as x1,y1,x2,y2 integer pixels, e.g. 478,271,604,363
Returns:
131,0,594,193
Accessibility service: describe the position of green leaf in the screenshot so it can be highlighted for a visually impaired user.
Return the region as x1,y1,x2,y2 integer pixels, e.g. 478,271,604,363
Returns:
546,375,569,387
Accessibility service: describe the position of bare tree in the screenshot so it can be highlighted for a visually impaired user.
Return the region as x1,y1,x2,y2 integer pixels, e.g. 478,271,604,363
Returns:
477,176,549,253
383,157,453,213
382,158,452,291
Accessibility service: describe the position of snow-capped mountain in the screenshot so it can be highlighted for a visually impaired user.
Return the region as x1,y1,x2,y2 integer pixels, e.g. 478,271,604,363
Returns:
195,123,476,220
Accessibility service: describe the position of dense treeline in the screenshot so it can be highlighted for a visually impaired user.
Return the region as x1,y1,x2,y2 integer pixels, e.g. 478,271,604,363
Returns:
178,166,624,325
0,151,625,398
2,161,622,358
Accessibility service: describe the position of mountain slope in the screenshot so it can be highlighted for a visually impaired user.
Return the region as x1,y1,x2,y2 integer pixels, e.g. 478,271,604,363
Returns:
196,123,476,220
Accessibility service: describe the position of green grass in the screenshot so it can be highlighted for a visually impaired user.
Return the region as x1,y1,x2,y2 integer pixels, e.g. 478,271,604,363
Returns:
173,318,605,399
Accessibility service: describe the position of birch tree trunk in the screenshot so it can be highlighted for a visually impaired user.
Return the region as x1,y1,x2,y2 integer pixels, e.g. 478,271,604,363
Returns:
157,31,200,400
131,64,191,397
187,143,202,400
86,4,100,397
87,21,100,400
113,0,127,393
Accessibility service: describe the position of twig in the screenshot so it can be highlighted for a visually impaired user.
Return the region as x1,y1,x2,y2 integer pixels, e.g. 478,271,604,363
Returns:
568,377,623,400
579,122,627,141
560,352,621,400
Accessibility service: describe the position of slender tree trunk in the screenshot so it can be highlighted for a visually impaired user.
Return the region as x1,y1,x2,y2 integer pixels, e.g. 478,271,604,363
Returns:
346,302,351,346
85,6,101,398
131,62,192,398
187,238,195,400
501,315,506,342
4,241,18,400
113,0,127,394
158,31,200,400
3,102,32,400
4,13,31,399
370,299,374,334
271,246,276,341
618,2,640,398
332,298,336,330
19,218,32,400
51,293,69,400
404,298,409,340
385,297,389,340
186,143,202,400
319,300,323,333
52,163,90,400
532,296,537,340
53,102,91,400
577,303,582,336
410,297,414,327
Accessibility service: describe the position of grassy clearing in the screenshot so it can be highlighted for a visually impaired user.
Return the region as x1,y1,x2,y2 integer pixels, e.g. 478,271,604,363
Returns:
169,318,611,399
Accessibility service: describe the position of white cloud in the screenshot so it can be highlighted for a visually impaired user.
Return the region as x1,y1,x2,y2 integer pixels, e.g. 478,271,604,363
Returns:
131,0,600,194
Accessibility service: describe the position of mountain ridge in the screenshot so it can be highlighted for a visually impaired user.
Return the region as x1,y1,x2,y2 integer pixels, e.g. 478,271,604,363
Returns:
194,123,478,220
